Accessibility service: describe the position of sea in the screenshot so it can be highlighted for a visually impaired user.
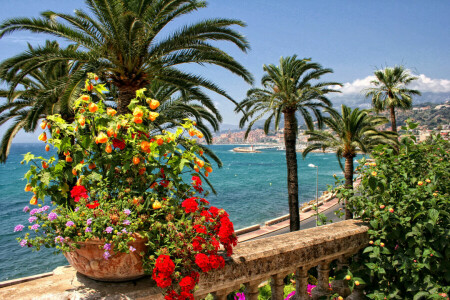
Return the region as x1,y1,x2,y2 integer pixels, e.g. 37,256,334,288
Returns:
0,143,353,281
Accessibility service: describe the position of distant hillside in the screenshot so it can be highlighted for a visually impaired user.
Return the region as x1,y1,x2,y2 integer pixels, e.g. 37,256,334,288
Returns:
379,103,450,128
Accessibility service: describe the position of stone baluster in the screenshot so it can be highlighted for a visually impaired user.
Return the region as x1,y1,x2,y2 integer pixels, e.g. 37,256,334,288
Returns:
331,256,351,298
213,289,231,300
294,266,310,300
311,261,331,300
270,274,285,300
346,283,366,300
244,281,261,300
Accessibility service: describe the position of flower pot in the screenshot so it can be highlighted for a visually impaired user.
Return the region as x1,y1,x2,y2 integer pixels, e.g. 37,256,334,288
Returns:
63,237,147,282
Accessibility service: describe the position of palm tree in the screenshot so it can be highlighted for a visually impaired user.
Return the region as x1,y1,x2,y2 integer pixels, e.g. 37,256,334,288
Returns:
303,105,398,219
0,41,87,162
0,0,253,115
237,56,342,231
364,66,421,133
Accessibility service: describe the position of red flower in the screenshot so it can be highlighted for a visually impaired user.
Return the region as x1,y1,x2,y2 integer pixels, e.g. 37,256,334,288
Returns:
70,185,88,202
195,253,211,272
193,224,207,234
209,255,225,269
199,198,209,205
86,200,99,209
164,290,178,300
179,276,196,292
153,255,175,288
112,138,126,150
182,197,198,214
178,291,194,300
160,180,170,187
200,210,212,221
192,236,205,251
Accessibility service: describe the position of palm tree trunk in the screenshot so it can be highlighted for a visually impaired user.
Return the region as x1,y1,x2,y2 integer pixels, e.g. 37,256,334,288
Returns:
117,86,139,115
284,109,300,231
389,105,397,133
344,156,354,220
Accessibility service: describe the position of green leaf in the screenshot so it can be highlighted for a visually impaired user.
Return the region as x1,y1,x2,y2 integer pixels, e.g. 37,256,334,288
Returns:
428,209,439,225
413,291,429,300
368,176,377,190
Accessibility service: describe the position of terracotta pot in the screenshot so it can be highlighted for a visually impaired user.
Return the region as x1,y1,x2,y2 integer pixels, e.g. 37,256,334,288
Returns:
64,236,148,282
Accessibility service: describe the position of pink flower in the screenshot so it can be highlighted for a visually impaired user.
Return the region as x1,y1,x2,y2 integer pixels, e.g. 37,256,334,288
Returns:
129,246,136,252
14,224,24,232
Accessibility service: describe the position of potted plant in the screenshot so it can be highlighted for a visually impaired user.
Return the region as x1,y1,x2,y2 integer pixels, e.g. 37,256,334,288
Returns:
14,74,237,299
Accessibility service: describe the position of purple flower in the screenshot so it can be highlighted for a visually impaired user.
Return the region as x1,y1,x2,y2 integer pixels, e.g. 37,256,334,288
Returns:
103,243,111,251
86,218,92,226
55,236,65,244
122,220,131,226
29,208,38,216
123,209,131,215
14,224,24,232
65,221,75,227
74,207,80,212
23,206,30,213
31,224,40,230
20,240,27,247
394,244,399,251
42,205,50,211
105,226,113,234
234,292,245,300
48,212,58,221
129,246,136,252
284,291,296,300
121,228,128,234
85,227,92,233
103,251,111,260
28,216,38,223
37,208,43,213
307,284,316,294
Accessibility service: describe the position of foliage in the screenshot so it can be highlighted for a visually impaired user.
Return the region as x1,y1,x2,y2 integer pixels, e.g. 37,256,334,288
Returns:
14,76,237,299
334,121,450,299
0,0,253,114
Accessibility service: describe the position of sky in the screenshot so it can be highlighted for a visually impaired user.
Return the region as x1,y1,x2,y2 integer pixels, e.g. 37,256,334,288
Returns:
0,0,449,142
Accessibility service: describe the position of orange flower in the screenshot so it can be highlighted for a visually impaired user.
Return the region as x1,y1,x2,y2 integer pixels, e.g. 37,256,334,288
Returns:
86,83,94,91
133,116,143,124
371,171,377,176
88,102,98,113
188,129,196,136
105,143,113,153
30,196,38,205
107,128,115,137
24,184,32,192
65,156,73,163
139,167,146,175
96,132,108,144
418,181,423,186
196,159,204,168
204,171,209,177
425,179,431,183
45,144,50,152
197,131,204,139
388,208,394,213
55,128,60,134
42,161,49,169
152,200,162,209
157,138,164,146
72,168,77,176
106,108,117,116
40,121,47,130
133,157,140,165
81,95,90,101
148,112,159,121
88,163,96,170
133,107,144,118
38,132,47,142
205,166,213,173
149,99,160,110
78,116,86,127
140,141,151,152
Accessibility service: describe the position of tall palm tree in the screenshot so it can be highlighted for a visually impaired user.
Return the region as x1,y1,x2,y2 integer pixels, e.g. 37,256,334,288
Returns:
303,105,398,219
364,66,421,133
0,0,253,115
0,41,87,162
237,56,342,231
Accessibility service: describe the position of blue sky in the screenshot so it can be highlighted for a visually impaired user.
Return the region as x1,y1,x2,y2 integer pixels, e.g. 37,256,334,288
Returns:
0,0,449,141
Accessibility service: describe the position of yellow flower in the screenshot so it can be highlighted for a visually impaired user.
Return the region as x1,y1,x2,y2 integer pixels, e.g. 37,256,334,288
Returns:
371,171,377,176
425,179,431,183
418,181,423,186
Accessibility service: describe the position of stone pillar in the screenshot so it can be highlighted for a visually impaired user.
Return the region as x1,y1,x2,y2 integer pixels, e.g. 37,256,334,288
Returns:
213,289,230,300
244,281,260,300
270,274,285,300
294,266,310,300
331,256,351,298
311,261,331,300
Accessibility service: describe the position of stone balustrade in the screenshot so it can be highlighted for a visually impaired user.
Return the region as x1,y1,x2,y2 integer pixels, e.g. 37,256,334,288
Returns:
0,220,368,300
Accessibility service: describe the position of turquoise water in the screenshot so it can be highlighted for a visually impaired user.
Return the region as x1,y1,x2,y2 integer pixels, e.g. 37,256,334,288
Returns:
0,143,349,281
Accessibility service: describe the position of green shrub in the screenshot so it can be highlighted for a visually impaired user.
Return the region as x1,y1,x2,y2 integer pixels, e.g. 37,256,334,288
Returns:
336,124,449,299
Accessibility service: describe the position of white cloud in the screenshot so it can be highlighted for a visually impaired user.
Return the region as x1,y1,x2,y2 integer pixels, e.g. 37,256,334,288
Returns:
335,73,450,96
